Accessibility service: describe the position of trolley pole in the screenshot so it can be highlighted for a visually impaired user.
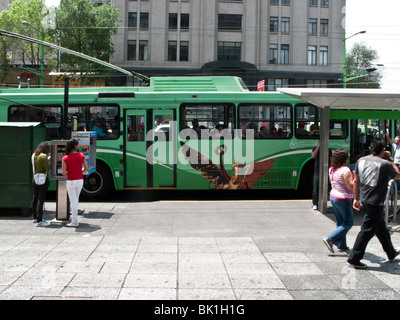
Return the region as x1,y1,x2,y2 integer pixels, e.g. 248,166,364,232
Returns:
62,77,69,139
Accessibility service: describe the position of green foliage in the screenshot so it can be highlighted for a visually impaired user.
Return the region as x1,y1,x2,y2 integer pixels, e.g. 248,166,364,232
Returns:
0,0,54,84
52,0,120,84
346,42,382,88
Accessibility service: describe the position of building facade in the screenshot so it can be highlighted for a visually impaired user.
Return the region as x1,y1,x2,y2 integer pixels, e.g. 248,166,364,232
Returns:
111,0,345,90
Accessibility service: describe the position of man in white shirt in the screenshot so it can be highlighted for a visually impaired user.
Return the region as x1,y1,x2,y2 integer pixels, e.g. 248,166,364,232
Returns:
386,133,400,166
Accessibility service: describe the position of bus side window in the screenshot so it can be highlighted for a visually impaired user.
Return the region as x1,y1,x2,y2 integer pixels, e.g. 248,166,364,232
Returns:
238,104,292,139
127,115,145,141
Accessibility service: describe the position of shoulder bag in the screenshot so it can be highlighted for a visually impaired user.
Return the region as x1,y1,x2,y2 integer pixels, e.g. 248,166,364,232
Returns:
31,153,47,185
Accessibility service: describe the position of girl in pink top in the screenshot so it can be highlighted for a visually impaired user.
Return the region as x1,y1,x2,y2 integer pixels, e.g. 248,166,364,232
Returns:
62,139,88,227
323,149,354,253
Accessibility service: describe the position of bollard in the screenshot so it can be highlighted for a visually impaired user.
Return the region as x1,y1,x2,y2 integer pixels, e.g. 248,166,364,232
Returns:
385,179,398,225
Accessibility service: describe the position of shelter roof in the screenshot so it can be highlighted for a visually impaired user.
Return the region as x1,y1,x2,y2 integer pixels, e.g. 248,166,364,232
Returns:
278,88,400,110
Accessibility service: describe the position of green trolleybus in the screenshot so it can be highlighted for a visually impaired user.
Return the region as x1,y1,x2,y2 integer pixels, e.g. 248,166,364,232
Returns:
2,76,351,200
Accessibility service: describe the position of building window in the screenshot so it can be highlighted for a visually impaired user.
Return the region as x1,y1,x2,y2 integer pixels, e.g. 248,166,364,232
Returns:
269,44,278,64
169,13,178,29
127,40,136,60
180,41,189,61
181,13,190,30
320,19,328,35
321,0,329,7
270,0,279,4
168,41,177,61
218,14,242,31
281,17,290,33
307,80,328,88
140,13,149,29
128,12,137,28
267,78,289,91
282,0,290,4
308,45,317,65
169,13,190,30
308,18,317,35
309,0,318,5
169,41,189,61
280,44,289,64
139,40,148,60
270,17,279,33
319,46,328,66
217,41,241,61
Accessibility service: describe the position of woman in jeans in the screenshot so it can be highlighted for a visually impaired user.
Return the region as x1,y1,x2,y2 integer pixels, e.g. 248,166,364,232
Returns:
62,139,88,227
32,142,51,227
323,149,354,253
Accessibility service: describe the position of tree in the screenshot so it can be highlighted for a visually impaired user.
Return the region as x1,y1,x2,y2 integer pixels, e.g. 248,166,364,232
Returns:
0,0,53,85
346,42,382,89
52,0,120,85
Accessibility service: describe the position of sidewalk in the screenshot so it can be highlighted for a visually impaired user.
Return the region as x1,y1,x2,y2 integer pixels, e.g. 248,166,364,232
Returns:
0,199,399,300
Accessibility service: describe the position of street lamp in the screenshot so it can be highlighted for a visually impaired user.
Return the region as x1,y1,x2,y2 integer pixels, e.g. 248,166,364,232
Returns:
343,30,366,88
22,20,44,88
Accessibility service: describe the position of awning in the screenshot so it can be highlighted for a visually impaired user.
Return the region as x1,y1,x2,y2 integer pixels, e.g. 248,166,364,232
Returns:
278,88,400,110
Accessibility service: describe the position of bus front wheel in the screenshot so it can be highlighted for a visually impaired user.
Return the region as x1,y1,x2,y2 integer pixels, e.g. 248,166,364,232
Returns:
82,162,114,200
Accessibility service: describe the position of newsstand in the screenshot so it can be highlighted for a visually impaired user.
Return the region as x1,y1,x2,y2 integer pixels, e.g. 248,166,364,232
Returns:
0,122,46,215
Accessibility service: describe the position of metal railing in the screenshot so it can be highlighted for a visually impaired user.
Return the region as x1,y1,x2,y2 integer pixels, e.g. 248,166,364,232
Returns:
385,179,398,225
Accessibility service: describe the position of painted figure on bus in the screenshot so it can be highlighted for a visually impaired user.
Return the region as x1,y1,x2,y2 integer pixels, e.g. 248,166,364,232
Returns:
181,142,275,190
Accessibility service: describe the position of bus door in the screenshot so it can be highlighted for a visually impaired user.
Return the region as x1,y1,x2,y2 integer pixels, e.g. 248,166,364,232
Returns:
351,119,389,162
124,108,176,188
151,109,177,188
125,109,148,188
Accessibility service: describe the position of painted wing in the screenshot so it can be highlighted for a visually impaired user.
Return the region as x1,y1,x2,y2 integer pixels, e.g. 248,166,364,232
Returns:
242,158,275,189
180,142,231,187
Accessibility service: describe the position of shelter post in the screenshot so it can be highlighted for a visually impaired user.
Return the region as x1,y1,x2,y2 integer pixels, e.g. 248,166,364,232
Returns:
318,106,330,214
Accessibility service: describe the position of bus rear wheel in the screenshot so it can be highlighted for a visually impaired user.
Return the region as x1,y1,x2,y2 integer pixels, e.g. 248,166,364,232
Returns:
82,162,114,200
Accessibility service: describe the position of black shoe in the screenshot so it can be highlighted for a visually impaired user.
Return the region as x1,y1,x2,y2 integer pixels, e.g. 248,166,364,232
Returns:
389,249,400,261
347,259,367,269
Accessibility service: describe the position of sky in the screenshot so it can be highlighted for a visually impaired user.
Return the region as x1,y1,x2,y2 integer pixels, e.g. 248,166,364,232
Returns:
44,0,400,90
345,0,400,90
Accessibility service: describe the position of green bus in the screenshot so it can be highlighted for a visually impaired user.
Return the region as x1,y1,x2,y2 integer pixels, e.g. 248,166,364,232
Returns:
3,76,352,199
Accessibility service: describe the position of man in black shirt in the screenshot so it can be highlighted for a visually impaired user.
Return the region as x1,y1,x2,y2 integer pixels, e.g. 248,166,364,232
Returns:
348,140,400,269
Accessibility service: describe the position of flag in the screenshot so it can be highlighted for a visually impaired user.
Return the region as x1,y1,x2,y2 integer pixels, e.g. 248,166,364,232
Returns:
257,80,265,91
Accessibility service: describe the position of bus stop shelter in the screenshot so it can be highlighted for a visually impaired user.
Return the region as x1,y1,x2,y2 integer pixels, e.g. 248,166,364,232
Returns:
278,88,400,214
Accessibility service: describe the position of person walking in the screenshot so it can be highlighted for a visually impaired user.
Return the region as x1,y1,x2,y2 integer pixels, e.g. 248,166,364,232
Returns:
31,142,51,227
62,139,88,227
385,133,400,167
347,140,400,269
323,149,354,253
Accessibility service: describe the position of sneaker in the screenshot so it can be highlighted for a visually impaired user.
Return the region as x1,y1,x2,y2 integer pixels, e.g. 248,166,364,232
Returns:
32,219,37,223
389,249,400,261
66,222,79,227
337,247,350,252
312,205,318,210
323,238,334,253
347,260,367,269
36,220,50,227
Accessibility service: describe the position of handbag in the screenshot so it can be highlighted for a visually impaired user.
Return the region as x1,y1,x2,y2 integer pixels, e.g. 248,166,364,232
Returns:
31,153,47,185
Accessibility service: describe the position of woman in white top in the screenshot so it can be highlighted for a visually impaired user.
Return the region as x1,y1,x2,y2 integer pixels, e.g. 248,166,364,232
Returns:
323,149,354,253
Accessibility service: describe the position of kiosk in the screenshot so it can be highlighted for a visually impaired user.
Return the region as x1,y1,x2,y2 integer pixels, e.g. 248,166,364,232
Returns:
50,140,69,220
50,133,96,221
